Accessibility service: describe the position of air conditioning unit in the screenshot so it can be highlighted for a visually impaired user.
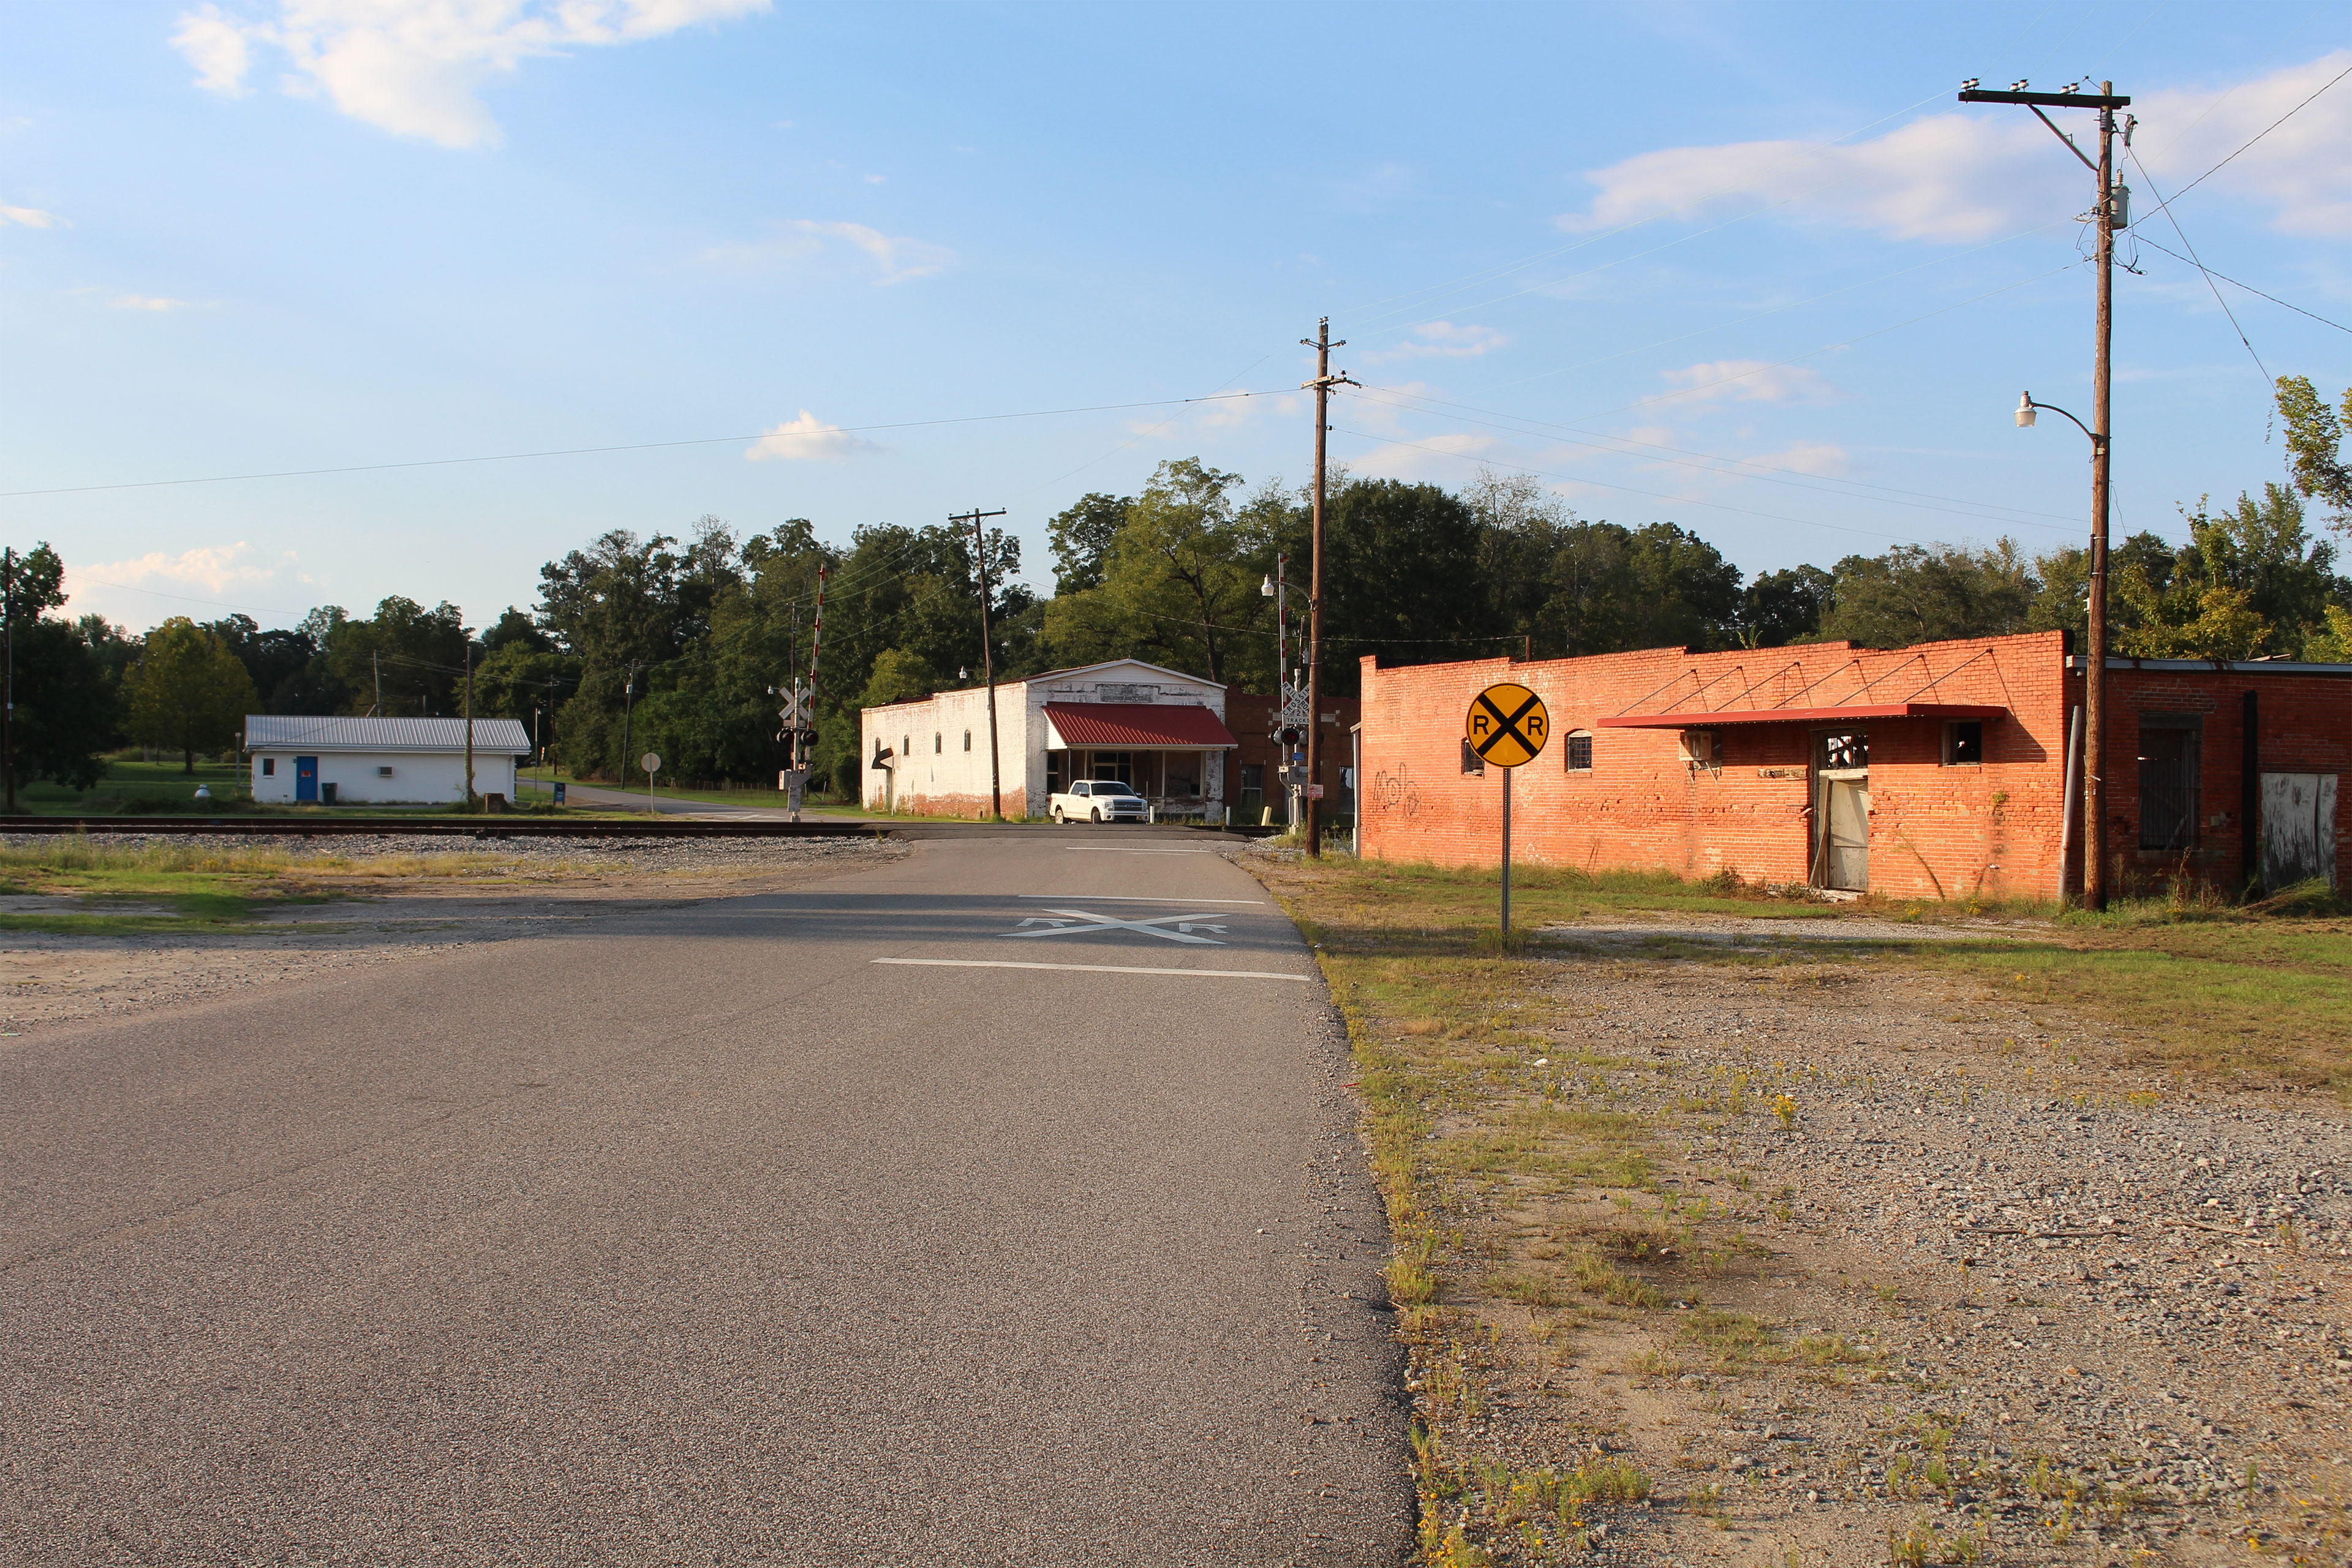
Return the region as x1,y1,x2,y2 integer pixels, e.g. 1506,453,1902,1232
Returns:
1678,729,1719,767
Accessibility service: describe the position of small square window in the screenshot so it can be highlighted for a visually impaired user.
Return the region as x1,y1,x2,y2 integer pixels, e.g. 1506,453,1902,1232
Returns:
377,766,395,778
261,757,276,777
1945,721,1984,766
1563,731,1593,772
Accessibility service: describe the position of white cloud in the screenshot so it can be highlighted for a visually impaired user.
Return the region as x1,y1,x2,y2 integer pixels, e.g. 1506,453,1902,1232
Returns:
1360,322,1511,364
111,295,197,311
171,0,770,149
65,542,297,628
788,219,949,284
746,410,878,462
1,201,63,228
1656,359,1834,406
1559,51,2352,241
1746,440,1850,477
700,219,952,285
1352,429,1507,482
173,4,254,95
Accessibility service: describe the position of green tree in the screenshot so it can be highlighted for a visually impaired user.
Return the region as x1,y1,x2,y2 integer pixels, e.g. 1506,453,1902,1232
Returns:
1818,541,2037,648
2276,374,2351,533
2111,488,2345,660
124,619,258,772
4,550,119,792
329,596,470,715
1737,565,1833,647
1044,459,1268,685
1046,492,1133,595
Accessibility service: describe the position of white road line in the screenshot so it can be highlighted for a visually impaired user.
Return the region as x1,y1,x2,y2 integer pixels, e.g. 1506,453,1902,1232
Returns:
1058,848,1221,854
1016,894,1267,906
872,958,1310,982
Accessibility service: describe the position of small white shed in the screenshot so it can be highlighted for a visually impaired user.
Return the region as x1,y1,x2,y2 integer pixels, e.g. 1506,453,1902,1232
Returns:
245,715,530,805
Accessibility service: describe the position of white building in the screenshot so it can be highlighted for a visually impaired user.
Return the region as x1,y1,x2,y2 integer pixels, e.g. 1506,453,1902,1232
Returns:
245,715,530,805
860,658,1238,820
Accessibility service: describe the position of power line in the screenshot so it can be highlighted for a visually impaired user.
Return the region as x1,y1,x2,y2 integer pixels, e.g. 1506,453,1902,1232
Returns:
1346,386,2089,533
0,390,1285,501
2128,233,2352,336
2127,148,2270,383
1331,426,2014,551
2132,58,2352,228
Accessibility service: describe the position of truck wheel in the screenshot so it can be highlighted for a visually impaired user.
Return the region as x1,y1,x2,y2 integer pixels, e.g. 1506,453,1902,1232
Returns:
1052,806,1063,824
1090,808,1102,823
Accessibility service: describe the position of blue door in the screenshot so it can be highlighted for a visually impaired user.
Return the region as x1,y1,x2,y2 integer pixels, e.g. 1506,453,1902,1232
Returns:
295,756,318,802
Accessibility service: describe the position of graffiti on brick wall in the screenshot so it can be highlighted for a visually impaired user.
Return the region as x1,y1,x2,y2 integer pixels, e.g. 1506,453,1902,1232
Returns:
1373,766,1421,818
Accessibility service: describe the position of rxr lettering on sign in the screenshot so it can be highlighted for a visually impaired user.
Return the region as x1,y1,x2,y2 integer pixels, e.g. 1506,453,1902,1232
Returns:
1465,682,1548,769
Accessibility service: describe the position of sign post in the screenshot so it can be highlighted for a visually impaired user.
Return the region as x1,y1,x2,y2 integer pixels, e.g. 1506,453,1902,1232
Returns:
1464,682,1548,937
641,751,662,816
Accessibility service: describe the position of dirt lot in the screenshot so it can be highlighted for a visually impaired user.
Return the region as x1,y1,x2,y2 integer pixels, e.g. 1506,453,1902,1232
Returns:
0,832,902,1036
1250,851,2352,1568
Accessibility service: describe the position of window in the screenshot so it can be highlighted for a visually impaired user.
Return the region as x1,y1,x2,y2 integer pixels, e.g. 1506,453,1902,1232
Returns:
2138,721,2201,850
377,766,395,778
1072,782,1091,797
1563,730,1593,772
261,758,276,777
1944,721,1984,765
962,730,971,752
1819,732,1868,771
933,733,942,753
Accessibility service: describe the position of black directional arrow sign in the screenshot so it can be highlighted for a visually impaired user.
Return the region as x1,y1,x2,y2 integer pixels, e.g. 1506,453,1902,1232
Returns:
1466,682,1548,768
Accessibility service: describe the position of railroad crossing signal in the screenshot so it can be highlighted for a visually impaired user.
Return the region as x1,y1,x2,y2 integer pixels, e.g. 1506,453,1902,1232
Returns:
777,683,813,731
1466,682,1548,768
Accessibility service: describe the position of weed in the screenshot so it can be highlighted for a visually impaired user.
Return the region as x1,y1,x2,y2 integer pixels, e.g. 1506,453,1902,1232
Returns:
1771,1093,1798,1129
1681,1308,1774,1367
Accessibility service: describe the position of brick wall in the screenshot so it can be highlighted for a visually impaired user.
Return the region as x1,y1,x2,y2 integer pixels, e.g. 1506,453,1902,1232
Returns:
2104,662,2352,891
1359,634,2075,900
1225,690,1361,821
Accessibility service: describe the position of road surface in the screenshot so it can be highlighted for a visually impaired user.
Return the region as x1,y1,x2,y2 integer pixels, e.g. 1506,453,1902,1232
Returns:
1,833,1411,1564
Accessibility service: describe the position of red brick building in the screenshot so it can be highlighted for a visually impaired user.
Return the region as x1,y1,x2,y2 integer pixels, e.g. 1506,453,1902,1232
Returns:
1357,633,2348,900
1224,690,1361,826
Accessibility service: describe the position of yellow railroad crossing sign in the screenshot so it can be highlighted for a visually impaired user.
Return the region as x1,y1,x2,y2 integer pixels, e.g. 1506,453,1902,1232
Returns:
1466,682,1548,767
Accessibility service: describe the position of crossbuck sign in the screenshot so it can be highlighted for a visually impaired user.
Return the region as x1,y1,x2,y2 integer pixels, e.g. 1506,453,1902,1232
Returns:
1464,680,1548,937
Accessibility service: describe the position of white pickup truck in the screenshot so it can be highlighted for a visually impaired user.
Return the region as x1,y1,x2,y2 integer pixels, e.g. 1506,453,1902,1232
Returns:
1049,779,1149,824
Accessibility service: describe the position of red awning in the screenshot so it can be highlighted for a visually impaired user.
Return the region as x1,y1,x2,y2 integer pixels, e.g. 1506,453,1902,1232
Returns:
1043,702,1239,748
1595,703,2008,728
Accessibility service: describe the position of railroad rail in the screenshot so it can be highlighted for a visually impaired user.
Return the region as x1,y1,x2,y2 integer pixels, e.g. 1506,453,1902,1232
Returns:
0,815,1277,842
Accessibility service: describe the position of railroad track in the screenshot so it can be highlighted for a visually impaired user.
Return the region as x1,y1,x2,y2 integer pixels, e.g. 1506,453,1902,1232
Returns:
0,815,1277,842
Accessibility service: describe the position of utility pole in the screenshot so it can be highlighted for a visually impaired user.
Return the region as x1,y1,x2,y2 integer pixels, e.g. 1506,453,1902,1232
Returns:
1300,318,1358,857
1960,77,2129,908
371,650,382,717
620,660,639,789
2,547,14,816
463,638,477,809
952,508,1008,821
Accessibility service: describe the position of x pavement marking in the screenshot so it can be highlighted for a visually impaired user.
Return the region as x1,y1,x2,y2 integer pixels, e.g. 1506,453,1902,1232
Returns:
1005,908,1232,944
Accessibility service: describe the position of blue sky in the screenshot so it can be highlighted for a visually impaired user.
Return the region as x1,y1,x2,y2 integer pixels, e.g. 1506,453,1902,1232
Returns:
6,1,2350,634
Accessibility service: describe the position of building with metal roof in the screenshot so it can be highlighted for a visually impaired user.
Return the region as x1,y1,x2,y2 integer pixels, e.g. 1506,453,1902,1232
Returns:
244,715,530,806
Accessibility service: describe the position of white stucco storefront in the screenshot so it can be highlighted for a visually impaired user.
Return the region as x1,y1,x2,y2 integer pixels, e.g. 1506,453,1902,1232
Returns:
859,658,1238,820
246,715,529,805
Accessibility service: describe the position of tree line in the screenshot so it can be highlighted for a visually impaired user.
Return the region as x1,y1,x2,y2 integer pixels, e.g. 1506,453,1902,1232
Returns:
14,377,2350,798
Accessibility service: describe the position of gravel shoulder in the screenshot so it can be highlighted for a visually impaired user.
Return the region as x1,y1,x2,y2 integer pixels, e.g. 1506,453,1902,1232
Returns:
1249,851,2352,1567
0,832,905,1036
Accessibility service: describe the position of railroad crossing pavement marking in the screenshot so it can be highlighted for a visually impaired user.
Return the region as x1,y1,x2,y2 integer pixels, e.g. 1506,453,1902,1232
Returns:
872,957,1310,981
1057,846,1222,854
1016,893,1267,906
1005,908,1231,944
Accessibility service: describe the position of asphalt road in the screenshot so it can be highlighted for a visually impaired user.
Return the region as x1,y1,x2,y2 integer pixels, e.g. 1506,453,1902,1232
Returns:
1,833,1412,1564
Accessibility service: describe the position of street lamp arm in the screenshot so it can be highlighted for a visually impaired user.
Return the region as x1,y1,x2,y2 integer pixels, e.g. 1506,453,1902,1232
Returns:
2024,395,2103,445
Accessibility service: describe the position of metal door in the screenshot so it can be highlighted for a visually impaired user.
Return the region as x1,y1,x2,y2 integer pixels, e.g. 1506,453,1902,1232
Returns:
2261,772,2339,889
295,756,318,802
1823,777,1870,889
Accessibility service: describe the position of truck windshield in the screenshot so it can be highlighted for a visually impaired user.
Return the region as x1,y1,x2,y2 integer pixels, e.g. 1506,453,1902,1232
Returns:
1095,782,1139,797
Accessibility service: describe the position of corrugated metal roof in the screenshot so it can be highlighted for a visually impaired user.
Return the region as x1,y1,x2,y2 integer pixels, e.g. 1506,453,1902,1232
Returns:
245,715,533,753
1042,703,1237,749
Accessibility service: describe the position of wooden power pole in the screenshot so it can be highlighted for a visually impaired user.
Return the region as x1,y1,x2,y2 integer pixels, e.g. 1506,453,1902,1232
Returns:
1300,318,1357,858
952,508,1008,821
1959,77,2128,908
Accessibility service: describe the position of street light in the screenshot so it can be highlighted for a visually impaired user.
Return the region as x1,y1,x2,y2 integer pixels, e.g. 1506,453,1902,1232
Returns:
2014,388,2109,914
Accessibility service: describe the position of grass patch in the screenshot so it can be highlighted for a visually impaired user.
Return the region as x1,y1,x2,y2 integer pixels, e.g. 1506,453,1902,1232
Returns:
1915,919,2352,1091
